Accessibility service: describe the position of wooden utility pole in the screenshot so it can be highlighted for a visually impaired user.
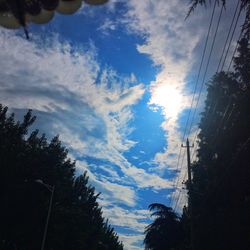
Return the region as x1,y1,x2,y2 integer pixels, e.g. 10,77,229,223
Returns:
182,138,195,250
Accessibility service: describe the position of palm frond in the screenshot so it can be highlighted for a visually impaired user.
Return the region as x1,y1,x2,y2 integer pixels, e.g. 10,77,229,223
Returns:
148,203,169,212
186,0,226,19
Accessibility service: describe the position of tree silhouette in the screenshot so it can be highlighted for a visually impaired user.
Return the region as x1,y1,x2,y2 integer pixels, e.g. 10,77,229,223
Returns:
144,38,250,250
190,37,250,250
0,105,123,250
144,203,183,250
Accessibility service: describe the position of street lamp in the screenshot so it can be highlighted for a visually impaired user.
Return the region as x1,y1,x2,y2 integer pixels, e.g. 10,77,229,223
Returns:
35,180,55,250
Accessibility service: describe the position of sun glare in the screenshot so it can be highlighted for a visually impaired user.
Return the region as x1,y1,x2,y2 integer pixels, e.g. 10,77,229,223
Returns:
150,84,183,118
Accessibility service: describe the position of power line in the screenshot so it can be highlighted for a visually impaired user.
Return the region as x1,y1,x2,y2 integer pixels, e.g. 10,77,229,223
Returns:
216,0,241,73
188,4,224,144
198,29,243,148
179,0,217,144
170,0,218,210
172,152,186,209
171,0,244,212
173,1,241,212
170,148,185,207
174,1,246,216
169,147,184,207
181,0,217,144
170,1,216,204
190,1,243,151
220,2,243,71
208,14,244,144
227,29,243,72
192,35,243,152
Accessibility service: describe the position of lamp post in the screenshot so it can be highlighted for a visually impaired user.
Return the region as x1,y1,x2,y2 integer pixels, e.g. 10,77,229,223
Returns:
35,180,55,250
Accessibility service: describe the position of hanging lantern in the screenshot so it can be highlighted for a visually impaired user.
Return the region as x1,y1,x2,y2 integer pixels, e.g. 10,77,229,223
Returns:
28,9,54,24
41,0,59,11
0,0,109,34
0,12,21,29
84,0,108,5
25,0,41,16
56,0,82,15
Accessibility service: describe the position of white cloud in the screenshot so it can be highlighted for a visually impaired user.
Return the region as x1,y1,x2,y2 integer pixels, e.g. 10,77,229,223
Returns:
119,234,144,250
0,29,144,159
123,0,201,174
101,205,150,250
102,206,150,233
1,1,238,248
0,31,173,250
97,18,117,35
0,28,148,204
76,161,138,207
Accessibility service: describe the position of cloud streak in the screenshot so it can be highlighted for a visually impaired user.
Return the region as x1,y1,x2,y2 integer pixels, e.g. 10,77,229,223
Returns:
123,0,201,174
0,28,170,249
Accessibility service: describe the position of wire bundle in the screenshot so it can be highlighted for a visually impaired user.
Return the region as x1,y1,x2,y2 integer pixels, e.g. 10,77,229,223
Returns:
171,0,244,212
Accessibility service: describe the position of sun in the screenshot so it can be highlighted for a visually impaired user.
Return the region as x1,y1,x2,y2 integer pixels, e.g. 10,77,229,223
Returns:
150,84,183,118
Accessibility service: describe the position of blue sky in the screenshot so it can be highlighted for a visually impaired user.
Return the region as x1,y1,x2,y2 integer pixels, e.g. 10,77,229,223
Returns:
0,0,243,249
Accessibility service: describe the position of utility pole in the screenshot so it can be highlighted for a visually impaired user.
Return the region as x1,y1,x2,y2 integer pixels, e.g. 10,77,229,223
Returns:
182,138,195,250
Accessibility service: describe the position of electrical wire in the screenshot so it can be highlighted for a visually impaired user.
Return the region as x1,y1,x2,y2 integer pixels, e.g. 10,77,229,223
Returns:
190,1,242,151
173,0,242,211
227,29,243,72
171,152,186,209
172,0,244,212
188,4,224,144
169,147,184,207
181,0,217,144
169,0,218,210
216,0,241,73
220,2,243,71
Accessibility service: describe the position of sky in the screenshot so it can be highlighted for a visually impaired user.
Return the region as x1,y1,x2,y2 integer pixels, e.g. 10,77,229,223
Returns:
0,0,244,249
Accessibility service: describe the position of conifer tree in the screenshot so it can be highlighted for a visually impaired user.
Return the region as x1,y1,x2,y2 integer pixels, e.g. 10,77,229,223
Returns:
0,105,123,250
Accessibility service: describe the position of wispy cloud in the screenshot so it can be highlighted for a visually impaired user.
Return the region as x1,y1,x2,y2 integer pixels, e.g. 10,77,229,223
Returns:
123,0,201,174
119,234,144,250
0,28,170,249
1,1,236,248
97,18,118,35
102,206,150,232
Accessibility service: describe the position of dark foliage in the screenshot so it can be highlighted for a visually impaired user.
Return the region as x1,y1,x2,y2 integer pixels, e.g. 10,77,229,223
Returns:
0,107,123,250
190,37,250,250
144,38,250,250
144,203,183,250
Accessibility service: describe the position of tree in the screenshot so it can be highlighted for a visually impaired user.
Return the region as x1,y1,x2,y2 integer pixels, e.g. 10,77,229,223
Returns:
143,37,249,250
144,203,183,250
189,37,250,250
0,105,123,250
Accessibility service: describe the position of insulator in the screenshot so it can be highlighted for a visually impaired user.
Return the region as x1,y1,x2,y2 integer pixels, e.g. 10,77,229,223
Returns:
56,0,82,15
0,12,21,29
28,9,54,24
41,0,59,11
83,0,108,5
